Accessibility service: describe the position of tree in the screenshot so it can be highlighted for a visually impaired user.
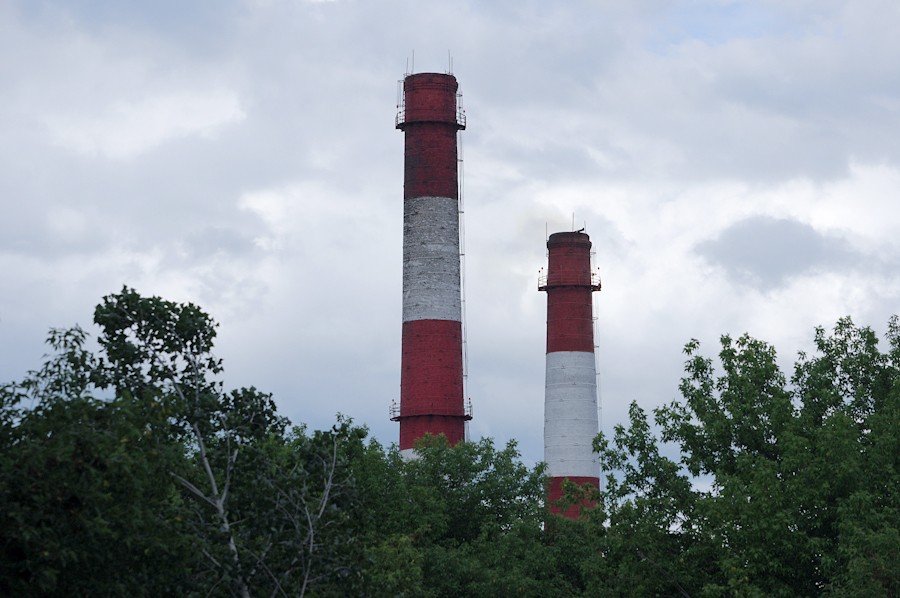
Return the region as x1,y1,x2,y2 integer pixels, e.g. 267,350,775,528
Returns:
586,316,899,596
0,327,199,595
0,288,365,596
346,435,575,596
6,288,894,595
0,288,554,596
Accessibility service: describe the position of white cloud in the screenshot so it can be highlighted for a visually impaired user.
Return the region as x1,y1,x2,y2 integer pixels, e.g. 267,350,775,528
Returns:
2,0,900,466
43,90,245,159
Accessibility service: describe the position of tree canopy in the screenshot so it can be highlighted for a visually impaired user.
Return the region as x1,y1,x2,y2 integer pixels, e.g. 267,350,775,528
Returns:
585,317,899,596
1,288,897,596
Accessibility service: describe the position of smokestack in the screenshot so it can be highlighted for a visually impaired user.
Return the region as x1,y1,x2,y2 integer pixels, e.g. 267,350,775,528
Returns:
392,72,470,454
539,231,601,518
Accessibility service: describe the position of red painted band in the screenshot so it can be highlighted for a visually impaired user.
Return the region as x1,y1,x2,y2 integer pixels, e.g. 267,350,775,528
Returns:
399,73,459,125
400,319,464,417
547,476,599,519
543,231,595,353
399,320,466,451
400,73,460,200
546,287,594,353
403,124,458,200
545,232,593,287
399,415,466,450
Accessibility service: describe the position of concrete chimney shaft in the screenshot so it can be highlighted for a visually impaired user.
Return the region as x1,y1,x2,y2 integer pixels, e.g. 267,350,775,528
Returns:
540,231,601,518
394,73,469,454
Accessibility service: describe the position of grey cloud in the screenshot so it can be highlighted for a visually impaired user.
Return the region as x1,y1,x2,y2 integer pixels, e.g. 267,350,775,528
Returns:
15,0,238,55
696,215,861,288
183,225,265,261
0,204,112,259
4,0,900,466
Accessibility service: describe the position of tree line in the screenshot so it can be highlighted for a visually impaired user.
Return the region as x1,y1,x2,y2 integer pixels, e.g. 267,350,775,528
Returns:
1,288,897,595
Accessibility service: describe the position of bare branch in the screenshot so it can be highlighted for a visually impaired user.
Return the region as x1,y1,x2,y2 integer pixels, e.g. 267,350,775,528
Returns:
201,549,222,569
249,551,289,598
170,472,217,508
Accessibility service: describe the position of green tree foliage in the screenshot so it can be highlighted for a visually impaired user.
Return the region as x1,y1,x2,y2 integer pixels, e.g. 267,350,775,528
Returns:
2,289,896,596
587,317,899,596
347,435,577,596
0,329,198,594
0,289,365,596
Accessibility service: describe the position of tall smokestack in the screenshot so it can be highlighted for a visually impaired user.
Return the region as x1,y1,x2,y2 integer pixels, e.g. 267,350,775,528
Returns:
539,231,601,518
392,72,470,454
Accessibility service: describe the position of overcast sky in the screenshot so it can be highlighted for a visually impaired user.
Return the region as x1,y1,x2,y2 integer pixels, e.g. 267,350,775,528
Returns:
2,0,898,466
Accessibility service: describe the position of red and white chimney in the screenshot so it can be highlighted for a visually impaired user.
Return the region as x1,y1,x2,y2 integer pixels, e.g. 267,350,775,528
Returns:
539,231,601,518
393,72,470,454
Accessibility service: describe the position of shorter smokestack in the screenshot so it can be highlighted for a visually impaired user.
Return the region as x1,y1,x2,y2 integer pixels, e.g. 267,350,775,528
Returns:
539,231,601,518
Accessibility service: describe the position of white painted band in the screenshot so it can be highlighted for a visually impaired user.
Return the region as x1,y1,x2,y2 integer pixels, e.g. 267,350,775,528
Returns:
544,351,600,478
403,196,461,323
